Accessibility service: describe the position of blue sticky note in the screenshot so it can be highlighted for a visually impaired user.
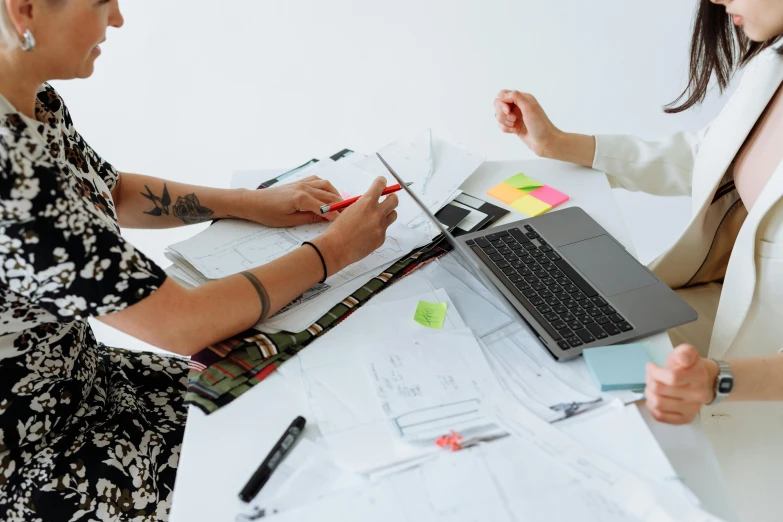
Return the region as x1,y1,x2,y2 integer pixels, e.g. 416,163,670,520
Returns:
582,344,653,392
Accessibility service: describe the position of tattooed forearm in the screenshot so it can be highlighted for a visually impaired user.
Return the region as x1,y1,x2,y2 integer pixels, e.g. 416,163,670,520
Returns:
141,183,215,225
141,184,171,216
172,194,215,225
239,271,271,323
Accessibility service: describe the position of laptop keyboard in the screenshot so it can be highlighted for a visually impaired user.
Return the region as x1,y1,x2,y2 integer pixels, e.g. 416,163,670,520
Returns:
467,225,633,351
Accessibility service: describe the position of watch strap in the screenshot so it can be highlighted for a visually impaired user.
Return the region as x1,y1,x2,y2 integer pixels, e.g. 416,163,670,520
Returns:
707,359,733,406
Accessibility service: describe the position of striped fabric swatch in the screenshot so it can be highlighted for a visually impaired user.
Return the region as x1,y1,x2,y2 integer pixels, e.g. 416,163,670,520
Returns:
184,242,447,414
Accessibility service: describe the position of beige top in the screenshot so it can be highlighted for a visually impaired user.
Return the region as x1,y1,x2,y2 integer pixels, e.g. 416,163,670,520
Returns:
733,83,783,211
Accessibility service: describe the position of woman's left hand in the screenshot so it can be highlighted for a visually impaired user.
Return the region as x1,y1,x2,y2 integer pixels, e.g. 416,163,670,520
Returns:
644,344,719,425
239,176,343,227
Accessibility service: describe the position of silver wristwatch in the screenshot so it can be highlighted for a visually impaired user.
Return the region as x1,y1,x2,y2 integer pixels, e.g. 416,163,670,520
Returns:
708,359,733,405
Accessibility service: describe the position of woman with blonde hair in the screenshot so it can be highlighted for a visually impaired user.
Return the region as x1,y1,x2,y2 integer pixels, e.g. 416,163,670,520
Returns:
0,0,398,519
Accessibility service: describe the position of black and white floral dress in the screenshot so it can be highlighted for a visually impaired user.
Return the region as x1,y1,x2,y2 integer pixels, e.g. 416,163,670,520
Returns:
0,85,188,521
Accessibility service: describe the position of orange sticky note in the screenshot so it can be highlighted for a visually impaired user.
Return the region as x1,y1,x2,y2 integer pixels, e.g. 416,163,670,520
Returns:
487,183,526,205
511,195,552,217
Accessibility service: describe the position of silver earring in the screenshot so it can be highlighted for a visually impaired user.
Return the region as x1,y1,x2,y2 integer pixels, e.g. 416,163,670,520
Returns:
19,29,35,52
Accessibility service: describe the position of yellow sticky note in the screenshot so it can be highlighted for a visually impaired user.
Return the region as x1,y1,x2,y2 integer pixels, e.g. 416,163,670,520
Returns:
487,183,526,205
511,195,552,217
414,301,448,329
505,172,543,191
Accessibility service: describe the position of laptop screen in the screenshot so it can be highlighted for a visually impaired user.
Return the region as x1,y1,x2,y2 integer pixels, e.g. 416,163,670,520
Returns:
375,153,528,333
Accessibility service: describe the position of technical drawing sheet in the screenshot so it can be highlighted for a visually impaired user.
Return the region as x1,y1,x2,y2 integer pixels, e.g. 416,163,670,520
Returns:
261,425,720,522
363,329,502,443
167,218,428,292
352,132,485,240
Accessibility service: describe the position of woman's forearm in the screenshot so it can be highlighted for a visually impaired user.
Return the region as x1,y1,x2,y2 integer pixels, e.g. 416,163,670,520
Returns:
98,235,343,356
99,176,395,356
723,354,783,402
175,236,339,353
546,131,597,168
113,172,248,229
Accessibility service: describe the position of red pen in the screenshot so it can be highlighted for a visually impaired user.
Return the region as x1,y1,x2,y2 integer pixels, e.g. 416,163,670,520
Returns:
319,182,413,214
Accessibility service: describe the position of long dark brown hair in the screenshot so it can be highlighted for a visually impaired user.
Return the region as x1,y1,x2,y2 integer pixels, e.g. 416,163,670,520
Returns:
665,0,783,113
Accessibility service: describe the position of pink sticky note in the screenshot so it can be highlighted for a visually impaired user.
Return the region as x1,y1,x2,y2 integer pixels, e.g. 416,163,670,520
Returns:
529,185,569,208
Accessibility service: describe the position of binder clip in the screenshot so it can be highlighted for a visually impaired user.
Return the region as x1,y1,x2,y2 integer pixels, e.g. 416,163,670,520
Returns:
435,430,463,452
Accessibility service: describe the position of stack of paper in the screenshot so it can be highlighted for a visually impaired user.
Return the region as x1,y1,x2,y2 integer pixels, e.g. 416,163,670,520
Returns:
165,133,484,333
165,215,428,333
165,160,430,333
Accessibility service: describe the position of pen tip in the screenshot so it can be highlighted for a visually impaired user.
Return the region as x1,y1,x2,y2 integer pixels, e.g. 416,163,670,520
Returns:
405,182,414,186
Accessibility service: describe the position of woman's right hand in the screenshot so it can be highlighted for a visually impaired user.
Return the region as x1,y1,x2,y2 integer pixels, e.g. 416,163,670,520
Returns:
494,90,562,158
314,177,399,274
494,90,596,168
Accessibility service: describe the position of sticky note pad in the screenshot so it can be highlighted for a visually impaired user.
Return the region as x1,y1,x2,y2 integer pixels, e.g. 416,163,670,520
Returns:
529,186,569,208
505,173,543,191
511,195,552,217
414,301,448,329
582,344,653,391
487,183,526,205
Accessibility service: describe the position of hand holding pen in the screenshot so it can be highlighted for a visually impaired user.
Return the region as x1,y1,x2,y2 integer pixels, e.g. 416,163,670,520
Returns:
315,177,400,272
320,182,413,214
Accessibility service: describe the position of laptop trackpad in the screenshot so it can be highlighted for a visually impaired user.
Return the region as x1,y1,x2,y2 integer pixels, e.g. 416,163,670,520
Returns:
559,235,657,297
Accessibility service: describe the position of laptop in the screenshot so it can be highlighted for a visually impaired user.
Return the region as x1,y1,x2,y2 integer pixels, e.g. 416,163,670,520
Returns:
376,153,697,362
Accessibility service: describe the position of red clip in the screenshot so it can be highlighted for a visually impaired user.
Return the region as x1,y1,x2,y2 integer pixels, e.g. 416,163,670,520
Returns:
435,430,463,452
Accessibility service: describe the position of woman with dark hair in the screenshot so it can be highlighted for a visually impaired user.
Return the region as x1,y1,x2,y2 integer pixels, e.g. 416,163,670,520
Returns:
495,0,783,519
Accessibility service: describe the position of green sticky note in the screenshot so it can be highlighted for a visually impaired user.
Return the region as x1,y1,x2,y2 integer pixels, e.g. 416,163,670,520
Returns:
414,301,448,329
505,172,544,191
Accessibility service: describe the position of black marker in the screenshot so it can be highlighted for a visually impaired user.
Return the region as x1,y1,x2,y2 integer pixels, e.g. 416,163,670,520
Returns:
238,416,307,503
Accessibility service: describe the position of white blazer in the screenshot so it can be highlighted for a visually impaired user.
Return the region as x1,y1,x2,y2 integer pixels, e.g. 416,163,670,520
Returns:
592,43,783,521
593,44,783,359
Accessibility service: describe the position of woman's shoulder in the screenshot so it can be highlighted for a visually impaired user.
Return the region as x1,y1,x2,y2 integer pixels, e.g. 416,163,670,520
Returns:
37,83,64,114
746,43,783,73
0,83,68,142
730,45,783,98
36,83,74,130
0,87,62,211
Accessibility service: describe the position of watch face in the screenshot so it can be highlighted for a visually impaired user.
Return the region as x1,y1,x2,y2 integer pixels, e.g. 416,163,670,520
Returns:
718,377,734,394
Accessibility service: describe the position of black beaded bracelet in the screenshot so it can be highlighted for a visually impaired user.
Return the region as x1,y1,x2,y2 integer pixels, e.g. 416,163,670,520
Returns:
302,241,327,283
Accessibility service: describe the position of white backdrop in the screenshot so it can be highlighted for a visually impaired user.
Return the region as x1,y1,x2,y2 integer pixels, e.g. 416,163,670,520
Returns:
54,0,737,351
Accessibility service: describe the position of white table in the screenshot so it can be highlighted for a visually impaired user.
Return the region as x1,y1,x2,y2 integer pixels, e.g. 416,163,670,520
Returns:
170,160,737,522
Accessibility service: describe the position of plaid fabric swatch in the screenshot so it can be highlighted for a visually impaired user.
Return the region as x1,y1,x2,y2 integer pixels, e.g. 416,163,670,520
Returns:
184,241,449,414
